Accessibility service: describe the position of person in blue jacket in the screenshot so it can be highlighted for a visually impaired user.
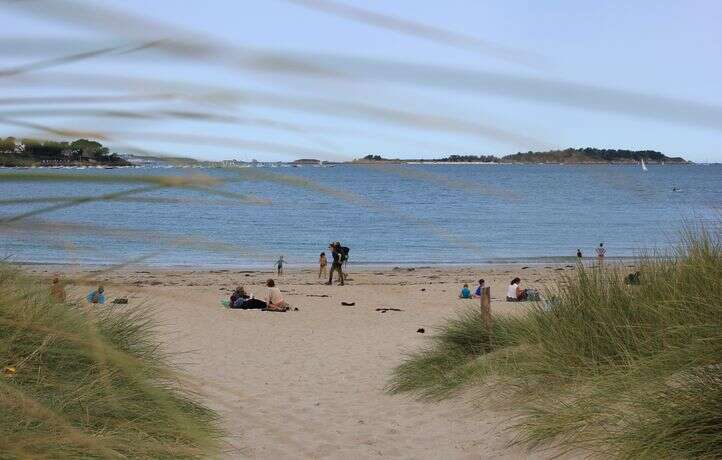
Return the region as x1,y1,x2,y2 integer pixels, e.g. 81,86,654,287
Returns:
87,286,106,304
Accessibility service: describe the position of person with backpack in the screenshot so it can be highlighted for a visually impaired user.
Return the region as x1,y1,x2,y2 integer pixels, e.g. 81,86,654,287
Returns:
326,242,345,286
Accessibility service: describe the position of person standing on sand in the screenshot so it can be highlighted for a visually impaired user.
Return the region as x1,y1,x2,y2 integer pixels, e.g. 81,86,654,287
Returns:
596,243,606,265
326,242,344,286
50,274,66,303
319,252,327,279
577,248,583,259
275,255,284,276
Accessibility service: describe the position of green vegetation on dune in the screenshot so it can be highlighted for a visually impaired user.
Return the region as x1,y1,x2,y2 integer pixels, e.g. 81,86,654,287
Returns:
0,137,130,167
389,228,721,458
0,267,221,458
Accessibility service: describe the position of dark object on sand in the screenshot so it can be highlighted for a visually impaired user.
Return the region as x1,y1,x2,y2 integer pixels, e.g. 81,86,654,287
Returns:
417,328,425,334
307,294,330,297
625,271,641,285
112,298,128,304
420,288,426,291
232,298,267,310
376,308,403,313
293,307,299,311
521,266,529,269
341,301,355,306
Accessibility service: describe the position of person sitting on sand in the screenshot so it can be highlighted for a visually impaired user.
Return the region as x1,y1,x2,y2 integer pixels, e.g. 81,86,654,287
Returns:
230,286,249,307
50,274,66,303
506,278,525,302
86,285,105,304
459,283,472,299
319,252,328,279
265,279,289,311
473,279,486,298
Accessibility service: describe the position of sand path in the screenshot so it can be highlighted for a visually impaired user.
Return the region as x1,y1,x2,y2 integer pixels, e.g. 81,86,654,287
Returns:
50,265,582,458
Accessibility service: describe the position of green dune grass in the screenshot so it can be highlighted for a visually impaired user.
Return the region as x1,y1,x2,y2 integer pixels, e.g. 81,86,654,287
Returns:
388,227,721,459
0,267,221,458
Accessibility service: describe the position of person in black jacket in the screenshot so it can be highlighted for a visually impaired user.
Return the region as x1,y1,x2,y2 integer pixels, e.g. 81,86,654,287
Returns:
326,242,345,286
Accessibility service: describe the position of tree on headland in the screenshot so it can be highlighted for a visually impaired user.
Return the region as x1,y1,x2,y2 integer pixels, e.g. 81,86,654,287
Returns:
0,138,130,166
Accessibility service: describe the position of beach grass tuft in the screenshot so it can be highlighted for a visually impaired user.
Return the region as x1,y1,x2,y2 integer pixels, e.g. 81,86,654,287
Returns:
388,226,722,458
0,266,221,458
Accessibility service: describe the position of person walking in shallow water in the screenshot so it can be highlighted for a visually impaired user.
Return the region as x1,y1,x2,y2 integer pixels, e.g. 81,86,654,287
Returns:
318,252,327,279
275,255,284,276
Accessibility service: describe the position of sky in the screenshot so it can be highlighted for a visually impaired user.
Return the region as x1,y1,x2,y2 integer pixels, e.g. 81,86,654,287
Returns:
2,0,722,162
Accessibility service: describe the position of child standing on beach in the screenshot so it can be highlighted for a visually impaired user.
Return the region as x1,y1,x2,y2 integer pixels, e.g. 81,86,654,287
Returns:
319,252,327,279
50,274,66,303
275,255,284,276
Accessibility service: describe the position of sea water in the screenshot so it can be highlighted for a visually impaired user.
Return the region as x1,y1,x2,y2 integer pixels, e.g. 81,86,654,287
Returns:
1,164,719,267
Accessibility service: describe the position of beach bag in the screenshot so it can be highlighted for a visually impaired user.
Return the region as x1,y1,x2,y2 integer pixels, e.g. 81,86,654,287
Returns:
525,289,541,301
340,246,350,262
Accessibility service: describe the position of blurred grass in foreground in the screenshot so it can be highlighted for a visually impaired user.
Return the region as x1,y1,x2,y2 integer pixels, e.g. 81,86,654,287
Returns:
0,265,221,458
388,225,721,459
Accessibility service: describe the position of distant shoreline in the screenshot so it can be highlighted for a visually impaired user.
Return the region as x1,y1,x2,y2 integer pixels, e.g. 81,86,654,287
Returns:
13,257,640,271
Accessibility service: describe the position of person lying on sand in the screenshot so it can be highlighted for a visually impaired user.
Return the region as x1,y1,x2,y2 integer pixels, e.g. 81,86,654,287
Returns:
459,283,472,299
506,277,526,302
265,279,289,311
86,286,106,304
230,286,249,307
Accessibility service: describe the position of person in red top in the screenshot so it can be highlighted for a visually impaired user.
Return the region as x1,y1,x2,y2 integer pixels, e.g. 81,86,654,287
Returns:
596,242,606,265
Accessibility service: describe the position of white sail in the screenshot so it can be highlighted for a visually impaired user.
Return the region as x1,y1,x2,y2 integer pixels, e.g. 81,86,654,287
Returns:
641,158,648,171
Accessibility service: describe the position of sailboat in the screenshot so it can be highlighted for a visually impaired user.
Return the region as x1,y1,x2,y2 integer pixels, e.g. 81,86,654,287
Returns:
640,158,648,171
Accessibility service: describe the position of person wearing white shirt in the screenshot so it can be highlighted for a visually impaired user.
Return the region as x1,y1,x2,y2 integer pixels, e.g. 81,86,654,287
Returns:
265,279,289,311
506,277,524,302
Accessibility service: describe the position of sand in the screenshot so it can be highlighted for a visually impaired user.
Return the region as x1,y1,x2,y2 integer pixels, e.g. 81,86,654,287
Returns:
28,263,592,459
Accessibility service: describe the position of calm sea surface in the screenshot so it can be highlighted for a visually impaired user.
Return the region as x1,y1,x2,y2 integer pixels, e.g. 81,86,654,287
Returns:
1,164,720,267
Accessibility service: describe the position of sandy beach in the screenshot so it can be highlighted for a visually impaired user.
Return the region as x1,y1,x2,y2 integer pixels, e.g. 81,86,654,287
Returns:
24,263,595,459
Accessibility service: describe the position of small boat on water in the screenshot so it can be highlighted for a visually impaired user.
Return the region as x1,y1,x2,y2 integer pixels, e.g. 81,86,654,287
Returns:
640,158,648,171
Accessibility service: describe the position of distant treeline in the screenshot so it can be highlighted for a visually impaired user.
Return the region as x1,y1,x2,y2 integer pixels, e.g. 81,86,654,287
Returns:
0,137,130,167
502,148,687,164
360,148,687,164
